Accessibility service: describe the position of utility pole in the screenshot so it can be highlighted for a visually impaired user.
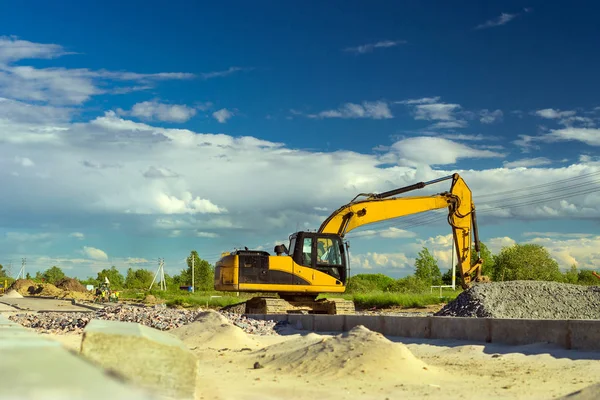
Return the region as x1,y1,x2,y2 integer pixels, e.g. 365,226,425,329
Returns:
17,258,26,280
149,257,166,291
191,253,195,293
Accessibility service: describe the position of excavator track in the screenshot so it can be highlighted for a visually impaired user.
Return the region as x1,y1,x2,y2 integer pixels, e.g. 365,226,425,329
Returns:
243,296,356,315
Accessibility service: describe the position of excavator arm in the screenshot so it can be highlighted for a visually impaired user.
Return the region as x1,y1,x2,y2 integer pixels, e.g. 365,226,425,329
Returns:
318,173,487,289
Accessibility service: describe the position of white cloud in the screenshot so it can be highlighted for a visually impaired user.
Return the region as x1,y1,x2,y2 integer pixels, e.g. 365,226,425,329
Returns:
542,128,600,146
196,231,219,238
0,35,74,63
14,156,34,167
534,108,577,119
389,137,504,165
213,108,234,123
474,8,532,30
503,157,553,168
349,227,417,239
480,109,503,124
395,97,441,105
350,251,412,270
428,120,469,129
487,237,517,253
121,100,198,123
200,67,248,79
343,40,406,54
5,232,52,241
143,166,179,179
82,246,108,261
307,101,393,120
69,232,85,240
0,36,194,106
414,103,461,121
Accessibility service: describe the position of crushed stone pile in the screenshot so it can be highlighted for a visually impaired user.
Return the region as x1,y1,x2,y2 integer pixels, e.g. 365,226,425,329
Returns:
55,278,87,292
435,280,600,319
8,304,279,335
252,325,448,382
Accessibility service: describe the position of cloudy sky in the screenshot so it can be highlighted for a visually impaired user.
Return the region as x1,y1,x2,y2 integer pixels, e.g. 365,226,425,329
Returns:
1,1,600,280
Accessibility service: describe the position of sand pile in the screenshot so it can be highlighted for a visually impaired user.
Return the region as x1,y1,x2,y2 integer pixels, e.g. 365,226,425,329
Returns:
252,325,447,382
2,289,24,298
55,278,87,292
8,279,36,295
435,280,600,319
170,310,260,350
27,282,63,297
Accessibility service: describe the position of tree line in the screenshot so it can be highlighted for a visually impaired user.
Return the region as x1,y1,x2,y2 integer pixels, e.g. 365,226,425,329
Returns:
0,250,215,291
346,241,600,293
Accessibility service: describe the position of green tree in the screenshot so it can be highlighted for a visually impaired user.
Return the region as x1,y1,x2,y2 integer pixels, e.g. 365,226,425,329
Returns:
96,266,125,289
564,264,579,284
472,241,495,277
493,243,563,282
0,264,7,278
183,251,214,291
124,268,155,289
79,277,99,287
42,266,66,285
25,272,31,280
578,269,600,285
414,247,442,285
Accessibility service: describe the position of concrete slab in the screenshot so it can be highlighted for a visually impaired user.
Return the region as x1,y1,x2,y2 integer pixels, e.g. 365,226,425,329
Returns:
0,315,155,400
568,320,600,351
489,318,570,348
430,316,491,342
81,318,198,400
382,315,431,338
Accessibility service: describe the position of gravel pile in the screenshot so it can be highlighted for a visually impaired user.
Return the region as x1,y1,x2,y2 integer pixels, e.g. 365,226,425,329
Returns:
8,304,279,335
435,280,600,319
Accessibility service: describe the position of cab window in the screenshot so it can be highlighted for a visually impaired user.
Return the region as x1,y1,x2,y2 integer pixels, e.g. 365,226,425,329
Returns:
301,237,313,266
316,237,342,265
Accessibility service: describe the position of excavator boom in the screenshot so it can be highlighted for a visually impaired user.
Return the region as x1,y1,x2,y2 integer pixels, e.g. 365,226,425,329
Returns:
318,173,486,289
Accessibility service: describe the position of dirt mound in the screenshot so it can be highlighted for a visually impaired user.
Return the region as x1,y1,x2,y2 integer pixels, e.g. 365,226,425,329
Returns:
8,279,36,295
169,310,259,350
2,289,24,298
55,278,87,292
253,325,447,382
435,280,600,319
26,282,63,297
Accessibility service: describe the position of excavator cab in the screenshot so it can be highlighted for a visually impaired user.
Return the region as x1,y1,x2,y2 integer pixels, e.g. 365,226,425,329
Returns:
279,231,348,285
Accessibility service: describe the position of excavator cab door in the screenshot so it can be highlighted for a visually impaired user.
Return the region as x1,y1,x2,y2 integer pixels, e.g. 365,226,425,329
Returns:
290,231,348,285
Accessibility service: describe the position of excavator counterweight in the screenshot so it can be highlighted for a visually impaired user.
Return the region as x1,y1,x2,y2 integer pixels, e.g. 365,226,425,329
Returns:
214,173,490,315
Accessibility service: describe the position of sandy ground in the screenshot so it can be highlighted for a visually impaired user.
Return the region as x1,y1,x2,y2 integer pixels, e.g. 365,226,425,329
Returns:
35,311,600,400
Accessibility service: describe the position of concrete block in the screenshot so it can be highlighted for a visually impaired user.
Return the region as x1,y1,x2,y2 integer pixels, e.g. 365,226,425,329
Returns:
344,315,383,333
0,316,154,400
568,320,600,351
313,314,345,332
287,314,313,331
382,316,431,338
490,318,570,348
81,319,198,400
430,316,490,342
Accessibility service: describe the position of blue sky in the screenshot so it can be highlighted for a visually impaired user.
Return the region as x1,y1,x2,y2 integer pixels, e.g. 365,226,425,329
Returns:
1,1,600,280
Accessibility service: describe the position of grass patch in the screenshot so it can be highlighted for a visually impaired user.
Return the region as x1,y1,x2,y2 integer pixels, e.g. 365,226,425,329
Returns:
319,289,460,309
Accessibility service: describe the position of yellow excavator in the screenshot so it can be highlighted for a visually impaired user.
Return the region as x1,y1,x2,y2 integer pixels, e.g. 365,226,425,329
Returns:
214,173,490,314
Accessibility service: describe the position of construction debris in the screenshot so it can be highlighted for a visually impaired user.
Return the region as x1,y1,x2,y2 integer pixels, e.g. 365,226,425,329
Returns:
435,280,600,319
8,304,279,335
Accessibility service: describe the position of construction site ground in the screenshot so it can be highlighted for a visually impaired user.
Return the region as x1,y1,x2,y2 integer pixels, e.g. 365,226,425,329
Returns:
36,316,600,399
